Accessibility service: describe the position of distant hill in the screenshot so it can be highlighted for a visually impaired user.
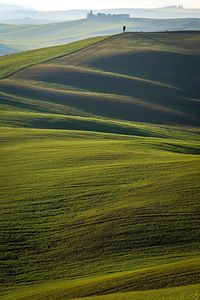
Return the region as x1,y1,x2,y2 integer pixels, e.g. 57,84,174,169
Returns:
0,5,200,24
0,3,24,10
0,42,15,56
1,17,200,54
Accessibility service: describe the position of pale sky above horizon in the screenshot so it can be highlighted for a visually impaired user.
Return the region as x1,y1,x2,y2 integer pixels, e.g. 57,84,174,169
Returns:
1,0,200,10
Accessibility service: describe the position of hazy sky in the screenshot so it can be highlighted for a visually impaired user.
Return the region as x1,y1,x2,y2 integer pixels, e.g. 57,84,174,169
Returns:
2,0,200,10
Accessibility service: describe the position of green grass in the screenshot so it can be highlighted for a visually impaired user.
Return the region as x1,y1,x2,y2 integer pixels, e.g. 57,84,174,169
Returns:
0,127,200,295
74,284,200,300
1,259,199,299
0,32,200,299
2,284,200,300
0,109,200,142
0,36,109,79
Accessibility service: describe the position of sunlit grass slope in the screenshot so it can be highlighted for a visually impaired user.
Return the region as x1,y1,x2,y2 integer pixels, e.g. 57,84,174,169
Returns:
0,32,200,299
1,260,200,299
0,36,109,79
0,127,200,298
74,284,200,300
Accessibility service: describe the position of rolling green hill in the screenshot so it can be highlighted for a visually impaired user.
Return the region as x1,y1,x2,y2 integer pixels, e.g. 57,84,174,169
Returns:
1,32,200,127
0,36,109,79
0,32,200,300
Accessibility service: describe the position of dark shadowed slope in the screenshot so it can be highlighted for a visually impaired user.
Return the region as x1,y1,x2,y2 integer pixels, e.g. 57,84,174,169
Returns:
0,76,198,126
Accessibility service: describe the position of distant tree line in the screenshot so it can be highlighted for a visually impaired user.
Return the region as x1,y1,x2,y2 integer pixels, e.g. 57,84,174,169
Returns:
87,11,130,21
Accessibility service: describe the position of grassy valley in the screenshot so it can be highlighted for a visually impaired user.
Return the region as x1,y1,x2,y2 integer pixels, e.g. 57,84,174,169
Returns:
0,32,200,299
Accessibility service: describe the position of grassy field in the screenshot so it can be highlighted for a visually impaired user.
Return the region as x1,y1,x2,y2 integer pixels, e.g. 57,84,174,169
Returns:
0,32,200,299
1,258,200,299
75,284,200,300
1,127,200,298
